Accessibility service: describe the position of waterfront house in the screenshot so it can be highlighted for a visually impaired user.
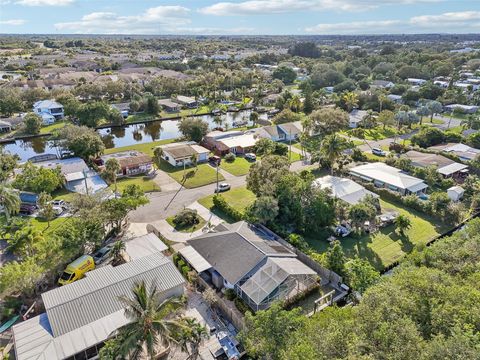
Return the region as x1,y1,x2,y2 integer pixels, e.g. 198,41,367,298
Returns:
33,99,64,124
99,151,153,177
158,142,210,167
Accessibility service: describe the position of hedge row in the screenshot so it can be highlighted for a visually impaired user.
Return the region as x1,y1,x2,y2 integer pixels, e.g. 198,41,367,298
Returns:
212,194,243,221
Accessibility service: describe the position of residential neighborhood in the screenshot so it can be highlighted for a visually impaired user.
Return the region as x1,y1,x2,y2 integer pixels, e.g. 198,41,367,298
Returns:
1,11,480,360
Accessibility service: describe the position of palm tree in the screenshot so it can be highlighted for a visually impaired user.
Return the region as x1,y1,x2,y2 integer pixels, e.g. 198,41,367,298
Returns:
461,114,479,129
110,240,126,265
249,111,259,128
395,214,412,236
361,110,378,129
115,281,185,359
0,184,20,223
190,153,198,170
342,92,359,112
153,146,164,167
288,95,302,113
319,133,350,174
105,158,121,193
183,318,208,360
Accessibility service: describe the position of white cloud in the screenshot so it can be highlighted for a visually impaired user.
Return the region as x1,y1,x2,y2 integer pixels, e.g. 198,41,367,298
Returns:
410,11,480,26
304,10,480,34
15,0,73,5
54,6,191,34
305,20,403,34
200,0,441,16
0,19,26,25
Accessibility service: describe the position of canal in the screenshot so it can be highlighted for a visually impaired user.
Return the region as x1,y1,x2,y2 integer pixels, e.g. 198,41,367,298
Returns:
2,110,267,161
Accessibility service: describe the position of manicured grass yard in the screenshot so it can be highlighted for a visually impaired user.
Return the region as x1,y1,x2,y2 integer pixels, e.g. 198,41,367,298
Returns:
30,216,69,234
51,188,79,203
40,121,67,134
158,160,224,188
166,215,206,233
220,157,255,176
198,186,256,223
305,198,448,271
103,138,176,157
362,127,397,141
111,176,160,193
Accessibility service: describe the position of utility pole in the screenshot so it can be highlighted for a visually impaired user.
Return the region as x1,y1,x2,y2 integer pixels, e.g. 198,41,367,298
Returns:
216,160,219,192
83,168,89,195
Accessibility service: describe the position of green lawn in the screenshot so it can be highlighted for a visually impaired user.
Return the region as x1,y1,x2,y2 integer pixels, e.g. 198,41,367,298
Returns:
103,139,177,157
158,160,224,188
288,151,302,162
305,198,448,271
30,216,69,234
220,157,255,176
51,188,79,203
166,216,206,233
111,176,160,193
364,152,387,162
362,127,397,141
40,121,67,134
125,113,158,123
198,186,256,222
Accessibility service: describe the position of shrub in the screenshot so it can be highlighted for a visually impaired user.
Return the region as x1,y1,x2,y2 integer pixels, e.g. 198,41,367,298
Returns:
274,143,288,156
234,297,250,314
173,209,200,228
224,288,236,301
181,265,191,277
177,259,186,269
225,153,236,162
212,195,243,221
172,253,180,265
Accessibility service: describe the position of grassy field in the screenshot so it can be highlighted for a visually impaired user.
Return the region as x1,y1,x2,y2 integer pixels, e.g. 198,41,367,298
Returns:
103,138,176,156
51,188,78,203
220,157,255,176
166,215,206,233
158,160,224,188
305,198,448,271
30,216,69,234
40,121,67,134
198,186,256,223
111,176,160,193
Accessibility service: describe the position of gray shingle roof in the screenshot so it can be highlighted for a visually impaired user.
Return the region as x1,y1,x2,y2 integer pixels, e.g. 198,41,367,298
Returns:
42,253,184,337
187,222,294,285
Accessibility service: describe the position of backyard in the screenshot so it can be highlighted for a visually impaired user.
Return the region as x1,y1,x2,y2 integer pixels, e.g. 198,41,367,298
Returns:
305,198,448,271
158,160,225,188
103,138,176,156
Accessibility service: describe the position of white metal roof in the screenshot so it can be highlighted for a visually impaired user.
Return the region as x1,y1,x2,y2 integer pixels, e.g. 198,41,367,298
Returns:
350,162,427,192
124,233,168,261
219,134,257,149
438,162,468,176
448,185,464,195
178,245,212,273
313,175,379,205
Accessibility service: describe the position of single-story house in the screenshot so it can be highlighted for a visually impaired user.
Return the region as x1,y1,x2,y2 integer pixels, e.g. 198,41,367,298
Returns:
263,93,281,105
99,151,153,177
407,78,427,86
111,102,131,118
33,99,64,124
0,120,11,133
371,80,394,89
175,95,197,108
444,104,479,114
277,121,303,141
181,221,318,311
348,109,368,128
158,99,181,113
255,124,283,142
203,130,257,155
158,142,210,167
404,150,468,179
428,143,480,162
387,94,403,104
31,157,109,195
12,252,184,360
313,175,379,205
349,162,428,196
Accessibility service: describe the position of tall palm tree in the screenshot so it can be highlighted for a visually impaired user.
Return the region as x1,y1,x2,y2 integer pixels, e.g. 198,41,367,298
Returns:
288,95,302,113
342,92,359,112
105,158,121,193
115,281,185,359
0,184,20,223
319,133,350,174
153,147,164,167
362,110,378,129
183,318,208,360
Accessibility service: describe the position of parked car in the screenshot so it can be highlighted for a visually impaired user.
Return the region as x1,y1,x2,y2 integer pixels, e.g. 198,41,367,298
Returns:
92,244,113,265
51,199,66,207
334,224,352,237
58,255,95,286
372,148,386,156
19,204,36,215
215,183,231,193
52,206,64,217
245,153,256,161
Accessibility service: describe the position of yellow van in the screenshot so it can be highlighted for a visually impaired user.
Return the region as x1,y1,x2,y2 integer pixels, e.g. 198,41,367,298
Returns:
58,255,95,286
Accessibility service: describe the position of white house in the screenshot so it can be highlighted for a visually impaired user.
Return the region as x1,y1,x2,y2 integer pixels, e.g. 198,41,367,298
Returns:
313,175,379,205
387,94,403,104
158,142,210,167
407,78,427,86
447,186,464,202
33,99,64,125
349,162,428,196
349,109,368,128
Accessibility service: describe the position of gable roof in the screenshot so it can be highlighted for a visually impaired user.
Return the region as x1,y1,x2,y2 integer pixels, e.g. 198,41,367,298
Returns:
100,151,152,168
350,162,427,191
187,221,294,284
33,100,63,109
42,253,184,337
313,175,378,205
278,121,302,135
404,150,454,169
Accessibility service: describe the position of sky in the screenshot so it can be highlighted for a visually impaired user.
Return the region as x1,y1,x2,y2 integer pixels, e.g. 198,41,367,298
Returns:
1,0,480,35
